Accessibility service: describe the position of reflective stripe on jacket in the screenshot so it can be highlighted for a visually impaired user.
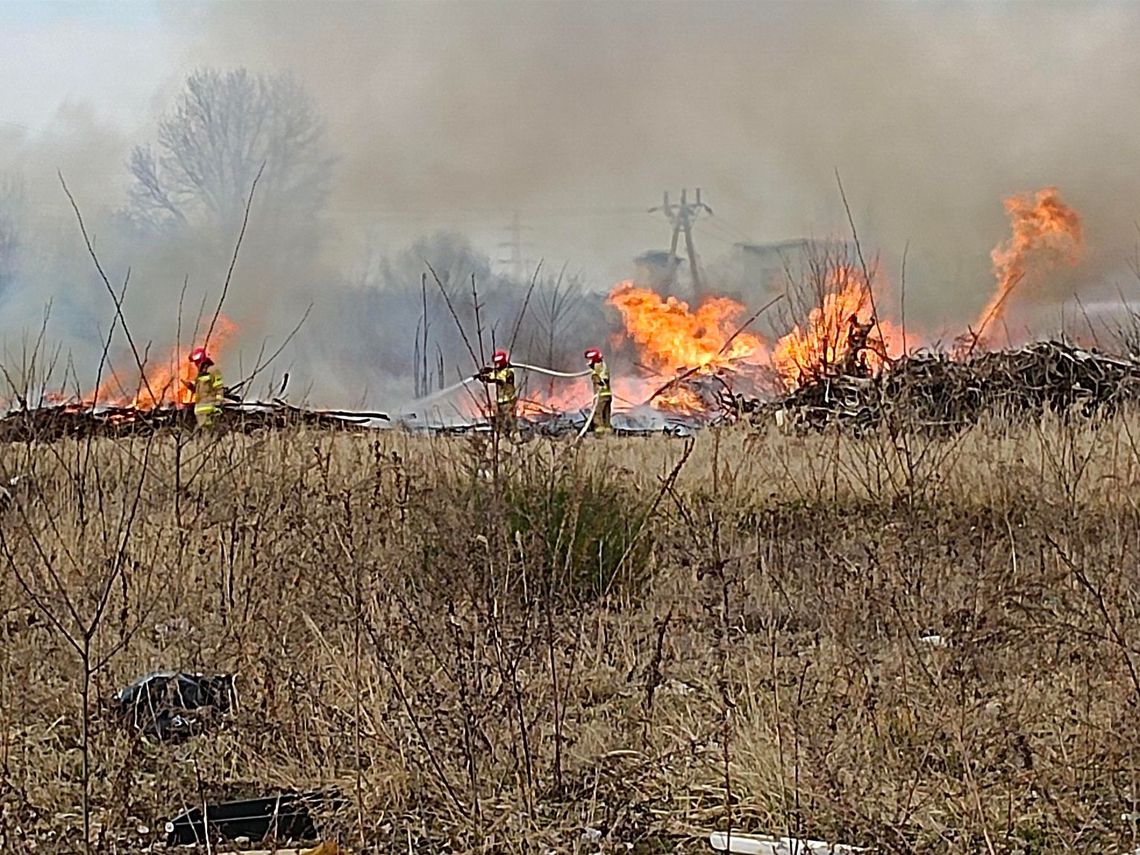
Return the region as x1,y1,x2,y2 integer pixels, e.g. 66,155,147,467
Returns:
193,369,224,414
491,367,517,406
590,361,612,398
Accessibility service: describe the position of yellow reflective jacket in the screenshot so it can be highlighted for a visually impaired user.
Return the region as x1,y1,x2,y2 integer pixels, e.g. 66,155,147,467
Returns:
193,369,224,414
490,366,517,406
590,361,612,398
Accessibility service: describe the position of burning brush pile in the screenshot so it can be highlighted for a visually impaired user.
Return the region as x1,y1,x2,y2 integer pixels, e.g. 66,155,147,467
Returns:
603,281,776,420
596,256,906,429
762,342,1140,435
596,185,1128,436
0,317,372,443
748,186,1118,433
0,185,1112,441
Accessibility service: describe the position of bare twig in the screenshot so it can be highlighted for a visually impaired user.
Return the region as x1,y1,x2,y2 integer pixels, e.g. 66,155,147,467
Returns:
59,173,157,405
508,259,543,354
206,161,265,348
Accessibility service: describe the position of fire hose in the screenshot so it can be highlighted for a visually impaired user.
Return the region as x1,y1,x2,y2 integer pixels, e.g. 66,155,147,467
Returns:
512,363,600,439
575,391,600,442
511,363,592,379
399,363,590,424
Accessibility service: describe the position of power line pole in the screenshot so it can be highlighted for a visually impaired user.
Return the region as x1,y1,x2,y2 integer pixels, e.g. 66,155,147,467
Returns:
497,210,533,282
649,188,713,296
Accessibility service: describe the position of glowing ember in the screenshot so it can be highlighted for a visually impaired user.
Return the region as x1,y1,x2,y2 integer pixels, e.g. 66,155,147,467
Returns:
772,266,906,390
974,187,1083,340
606,281,767,375
89,315,238,410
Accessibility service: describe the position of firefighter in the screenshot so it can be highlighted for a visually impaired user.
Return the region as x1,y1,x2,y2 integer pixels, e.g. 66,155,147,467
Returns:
584,347,612,434
477,349,518,435
187,347,224,428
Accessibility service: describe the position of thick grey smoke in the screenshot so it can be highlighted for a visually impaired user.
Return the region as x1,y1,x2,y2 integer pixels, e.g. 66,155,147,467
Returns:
3,1,1140,406
171,2,1140,307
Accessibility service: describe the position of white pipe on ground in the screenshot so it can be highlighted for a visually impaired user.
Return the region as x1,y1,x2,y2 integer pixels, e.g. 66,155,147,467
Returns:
709,831,865,854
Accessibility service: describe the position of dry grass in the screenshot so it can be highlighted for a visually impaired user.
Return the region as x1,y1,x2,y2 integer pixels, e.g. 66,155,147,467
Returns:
2,415,1140,853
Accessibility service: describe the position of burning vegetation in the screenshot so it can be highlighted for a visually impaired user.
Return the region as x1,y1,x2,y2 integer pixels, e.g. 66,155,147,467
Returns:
0,185,1106,440
973,186,1084,343
88,315,238,410
604,281,770,416
606,282,768,373
598,186,1087,423
770,265,909,390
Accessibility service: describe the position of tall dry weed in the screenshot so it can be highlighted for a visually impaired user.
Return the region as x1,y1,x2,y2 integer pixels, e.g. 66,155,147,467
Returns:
0,418,1139,852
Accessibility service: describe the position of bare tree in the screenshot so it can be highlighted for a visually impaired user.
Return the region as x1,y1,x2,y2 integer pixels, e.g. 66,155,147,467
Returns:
127,68,333,232
533,268,585,393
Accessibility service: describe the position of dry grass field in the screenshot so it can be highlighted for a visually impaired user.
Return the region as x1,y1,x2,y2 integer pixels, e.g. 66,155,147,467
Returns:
2,416,1140,853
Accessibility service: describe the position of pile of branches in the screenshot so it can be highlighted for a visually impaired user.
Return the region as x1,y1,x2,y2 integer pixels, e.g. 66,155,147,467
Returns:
0,401,373,443
648,366,770,426
758,340,1140,434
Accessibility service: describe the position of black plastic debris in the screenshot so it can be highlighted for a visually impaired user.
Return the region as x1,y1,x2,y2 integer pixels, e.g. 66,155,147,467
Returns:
114,671,237,741
164,791,331,846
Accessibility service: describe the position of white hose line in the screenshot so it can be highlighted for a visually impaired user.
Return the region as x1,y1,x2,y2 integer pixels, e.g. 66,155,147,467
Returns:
512,362,592,379
575,391,600,442
396,363,587,425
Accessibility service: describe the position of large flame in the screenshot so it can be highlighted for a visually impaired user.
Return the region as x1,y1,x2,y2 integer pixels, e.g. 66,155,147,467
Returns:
90,315,238,409
973,187,1083,339
515,188,1085,420
772,266,907,390
605,281,770,414
606,281,767,373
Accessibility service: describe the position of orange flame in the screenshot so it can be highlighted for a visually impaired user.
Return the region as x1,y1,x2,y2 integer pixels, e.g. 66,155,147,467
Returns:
517,378,592,418
651,384,707,415
606,281,768,374
90,316,237,409
604,281,770,414
772,266,908,390
974,187,1083,339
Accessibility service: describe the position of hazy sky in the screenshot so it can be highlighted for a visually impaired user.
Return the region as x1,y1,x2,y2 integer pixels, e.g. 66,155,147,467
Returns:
1,1,172,131
3,0,1140,324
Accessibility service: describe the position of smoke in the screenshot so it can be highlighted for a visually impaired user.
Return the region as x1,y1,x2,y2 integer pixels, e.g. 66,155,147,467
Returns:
167,3,1140,299
3,2,1140,406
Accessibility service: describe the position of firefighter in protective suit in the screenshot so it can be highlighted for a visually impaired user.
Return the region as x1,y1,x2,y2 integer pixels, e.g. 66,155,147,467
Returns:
584,347,612,434
187,347,224,428
477,349,518,435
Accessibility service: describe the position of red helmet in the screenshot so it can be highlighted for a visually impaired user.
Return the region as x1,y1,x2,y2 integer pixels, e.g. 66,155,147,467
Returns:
584,348,603,364
492,350,509,367
189,347,211,366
